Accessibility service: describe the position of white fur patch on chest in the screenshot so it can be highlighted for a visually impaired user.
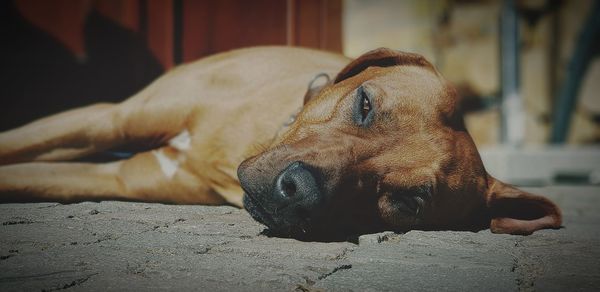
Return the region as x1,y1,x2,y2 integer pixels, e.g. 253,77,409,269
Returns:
168,129,192,151
152,129,191,179
152,149,180,179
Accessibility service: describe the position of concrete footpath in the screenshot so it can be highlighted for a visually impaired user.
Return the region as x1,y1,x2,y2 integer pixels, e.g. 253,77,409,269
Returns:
1,186,599,291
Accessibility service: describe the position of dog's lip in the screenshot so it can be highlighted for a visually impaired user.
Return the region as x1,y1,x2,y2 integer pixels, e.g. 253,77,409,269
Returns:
389,193,428,218
243,191,314,236
398,196,422,213
242,192,278,228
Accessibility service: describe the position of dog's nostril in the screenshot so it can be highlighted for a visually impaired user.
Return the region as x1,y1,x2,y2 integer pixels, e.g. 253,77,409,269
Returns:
275,161,319,201
281,180,297,197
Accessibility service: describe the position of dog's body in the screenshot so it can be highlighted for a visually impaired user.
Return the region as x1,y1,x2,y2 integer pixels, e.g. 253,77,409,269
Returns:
0,46,561,238
0,47,348,206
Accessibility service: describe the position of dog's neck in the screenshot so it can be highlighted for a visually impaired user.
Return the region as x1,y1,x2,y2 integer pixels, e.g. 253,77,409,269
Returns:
270,73,331,144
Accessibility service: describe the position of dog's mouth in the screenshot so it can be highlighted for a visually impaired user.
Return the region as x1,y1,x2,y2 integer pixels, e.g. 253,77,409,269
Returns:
242,192,278,229
244,192,363,241
243,192,312,234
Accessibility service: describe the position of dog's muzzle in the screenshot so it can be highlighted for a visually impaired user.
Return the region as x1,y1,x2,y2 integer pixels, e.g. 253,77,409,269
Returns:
239,161,324,236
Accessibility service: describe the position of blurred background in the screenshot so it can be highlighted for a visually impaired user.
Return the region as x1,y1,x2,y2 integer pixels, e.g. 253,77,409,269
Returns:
1,0,599,185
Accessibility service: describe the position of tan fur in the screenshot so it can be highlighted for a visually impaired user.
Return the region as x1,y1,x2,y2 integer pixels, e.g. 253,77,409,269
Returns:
0,46,561,235
0,47,348,206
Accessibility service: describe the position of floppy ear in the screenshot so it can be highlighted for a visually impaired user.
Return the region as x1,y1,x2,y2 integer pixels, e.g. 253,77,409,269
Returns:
334,48,434,84
486,175,562,235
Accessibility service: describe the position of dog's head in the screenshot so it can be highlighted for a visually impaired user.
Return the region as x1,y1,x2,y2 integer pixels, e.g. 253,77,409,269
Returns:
238,48,561,240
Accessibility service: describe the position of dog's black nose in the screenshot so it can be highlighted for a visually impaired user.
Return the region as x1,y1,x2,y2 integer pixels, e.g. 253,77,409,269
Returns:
274,162,321,208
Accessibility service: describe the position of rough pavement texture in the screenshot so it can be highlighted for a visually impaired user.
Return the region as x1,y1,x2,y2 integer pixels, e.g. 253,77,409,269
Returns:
1,186,599,291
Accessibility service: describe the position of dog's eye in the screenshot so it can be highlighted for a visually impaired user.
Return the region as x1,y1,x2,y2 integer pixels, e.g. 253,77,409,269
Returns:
361,94,371,121
354,86,373,126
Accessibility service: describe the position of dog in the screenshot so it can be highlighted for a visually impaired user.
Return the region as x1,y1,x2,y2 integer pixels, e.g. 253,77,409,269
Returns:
0,46,561,239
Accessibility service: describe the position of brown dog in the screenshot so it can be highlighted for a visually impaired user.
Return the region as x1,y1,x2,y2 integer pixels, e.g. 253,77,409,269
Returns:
0,46,561,238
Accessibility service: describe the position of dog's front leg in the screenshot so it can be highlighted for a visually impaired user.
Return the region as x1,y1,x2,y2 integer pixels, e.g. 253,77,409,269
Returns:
0,95,191,166
0,147,225,205
0,103,125,165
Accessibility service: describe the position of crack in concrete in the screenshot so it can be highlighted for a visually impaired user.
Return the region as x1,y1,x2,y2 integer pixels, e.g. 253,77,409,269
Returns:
2,217,35,225
511,238,541,292
0,254,15,261
188,240,233,255
1,249,19,261
317,264,353,280
0,270,77,282
294,245,357,291
148,218,187,231
81,233,125,246
513,257,536,292
37,203,61,209
40,273,98,292
79,221,165,246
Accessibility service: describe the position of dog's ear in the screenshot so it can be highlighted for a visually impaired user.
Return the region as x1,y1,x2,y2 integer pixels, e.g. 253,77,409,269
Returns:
486,175,562,235
334,48,434,84
304,73,331,104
